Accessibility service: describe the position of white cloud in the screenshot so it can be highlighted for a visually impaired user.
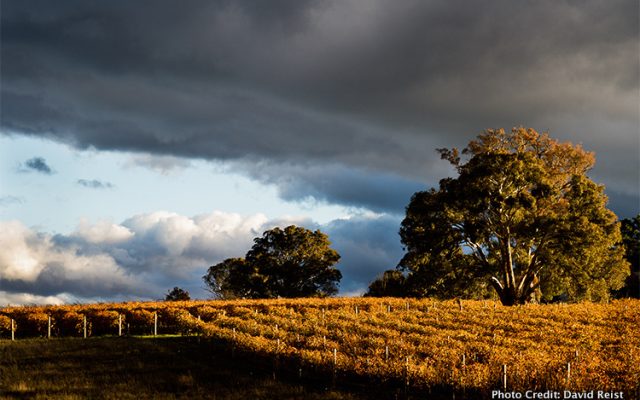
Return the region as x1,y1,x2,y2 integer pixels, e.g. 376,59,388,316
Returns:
74,218,134,244
123,212,200,256
0,212,316,303
0,291,70,306
0,211,403,304
0,220,142,296
0,220,45,281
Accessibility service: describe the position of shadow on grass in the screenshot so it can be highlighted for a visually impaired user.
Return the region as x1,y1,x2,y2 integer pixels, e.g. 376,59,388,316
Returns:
0,337,469,399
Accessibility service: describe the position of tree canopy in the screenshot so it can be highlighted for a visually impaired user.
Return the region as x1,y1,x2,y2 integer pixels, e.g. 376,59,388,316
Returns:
165,286,190,301
203,225,342,299
365,270,407,298
394,127,629,305
618,215,639,298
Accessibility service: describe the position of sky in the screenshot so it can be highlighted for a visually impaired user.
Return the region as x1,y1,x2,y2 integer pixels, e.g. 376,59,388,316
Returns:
0,0,638,305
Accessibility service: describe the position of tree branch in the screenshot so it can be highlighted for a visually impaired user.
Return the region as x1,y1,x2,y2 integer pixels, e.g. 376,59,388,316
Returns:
517,236,547,294
466,239,491,268
490,276,506,304
504,227,516,291
490,276,504,290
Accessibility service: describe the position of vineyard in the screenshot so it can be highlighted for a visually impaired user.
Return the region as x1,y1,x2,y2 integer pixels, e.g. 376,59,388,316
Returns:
1,298,638,398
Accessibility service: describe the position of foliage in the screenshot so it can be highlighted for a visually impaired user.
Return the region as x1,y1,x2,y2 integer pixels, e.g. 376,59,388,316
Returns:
5,308,49,337
0,315,11,334
618,215,640,298
51,310,84,336
86,309,120,336
399,127,629,305
125,308,156,335
158,307,197,335
365,270,407,297
203,258,254,299
1,298,638,397
203,225,342,299
165,286,191,301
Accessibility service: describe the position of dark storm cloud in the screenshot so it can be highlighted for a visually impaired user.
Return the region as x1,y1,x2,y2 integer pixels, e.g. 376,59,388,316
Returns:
0,264,146,299
607,191,640,220
1,0,638,213
20,157,53,174
324,215,404,295
77,179,114,189
238,162,427,214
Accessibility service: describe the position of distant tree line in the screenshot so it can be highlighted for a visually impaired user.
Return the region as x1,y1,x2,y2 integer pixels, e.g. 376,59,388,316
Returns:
165,287,191,301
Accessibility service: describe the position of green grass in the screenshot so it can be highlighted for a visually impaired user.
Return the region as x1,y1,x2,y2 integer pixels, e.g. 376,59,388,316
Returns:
0,336,376,400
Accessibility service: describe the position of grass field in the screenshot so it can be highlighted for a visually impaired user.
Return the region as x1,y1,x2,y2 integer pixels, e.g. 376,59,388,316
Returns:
1,298,639,399
0,336,379,400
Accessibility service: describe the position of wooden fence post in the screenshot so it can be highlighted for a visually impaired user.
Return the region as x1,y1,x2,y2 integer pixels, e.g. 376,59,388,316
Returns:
118,314,122,337
385,346,389,361
11,319,15,341
567,362,571,384
47,315,51,339
154,312,158,336
502,365,507,391
405,356,410,386
83,315,87,338
332,348,338,386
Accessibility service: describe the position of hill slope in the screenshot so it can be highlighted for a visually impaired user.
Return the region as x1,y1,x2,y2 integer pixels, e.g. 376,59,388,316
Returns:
1,298,639,399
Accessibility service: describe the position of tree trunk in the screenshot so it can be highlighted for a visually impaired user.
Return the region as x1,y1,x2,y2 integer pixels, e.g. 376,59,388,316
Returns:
491,230,533,306
490,276,533,306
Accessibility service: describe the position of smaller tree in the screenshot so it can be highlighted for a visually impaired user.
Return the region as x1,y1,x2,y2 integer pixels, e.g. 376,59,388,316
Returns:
203,225,342,299
203,258,262,299
165,287,191,301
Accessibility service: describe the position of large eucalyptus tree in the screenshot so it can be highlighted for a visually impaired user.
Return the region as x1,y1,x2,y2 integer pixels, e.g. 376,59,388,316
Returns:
399,127,629,305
